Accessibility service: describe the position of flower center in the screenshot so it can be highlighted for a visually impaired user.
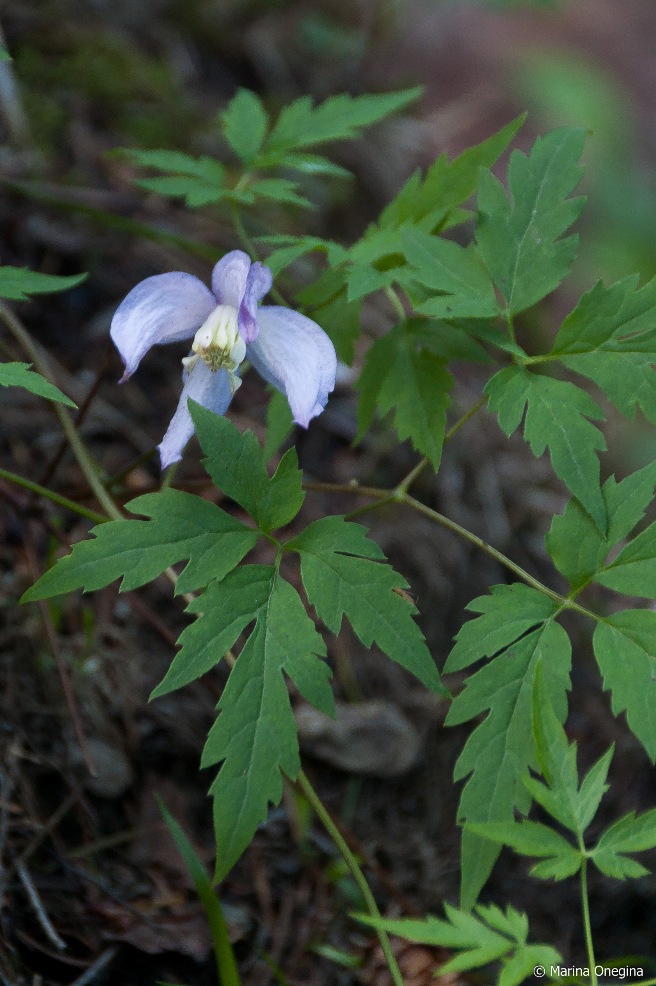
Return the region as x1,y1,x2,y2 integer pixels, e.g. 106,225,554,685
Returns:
182,305,246,391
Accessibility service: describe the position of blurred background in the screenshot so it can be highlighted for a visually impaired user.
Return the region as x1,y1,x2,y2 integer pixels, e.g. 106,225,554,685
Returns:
1,1,656,983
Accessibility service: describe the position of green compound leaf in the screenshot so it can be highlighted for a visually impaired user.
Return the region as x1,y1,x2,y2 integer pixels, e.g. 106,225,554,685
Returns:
151,564,277,699
467,820,582,881
551,276,656,422
377,114,524,232
118,149,226,207
0,267,86,301
592,808,656,880
485,366,606,529
190,402,305,533
444,584,559,673
198,567,333,880
248,178,312,208
546,461,656,590
0,362,76,408
264,87,422,156
356,322,453,470
288,516,446,696
445,614,571,908
593,611,656,761
354,902,560,985
530,671,613,837
221,88,269,164
596,520,656,598
22,489,257,602
401,228,500,319
476,127,586,315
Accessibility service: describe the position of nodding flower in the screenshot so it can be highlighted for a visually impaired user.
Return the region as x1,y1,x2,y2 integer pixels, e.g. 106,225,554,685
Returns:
110,250,337,468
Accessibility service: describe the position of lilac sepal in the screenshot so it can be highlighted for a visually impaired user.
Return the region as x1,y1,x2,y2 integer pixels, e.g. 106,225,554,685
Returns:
110,272,215,381
158,360,234,468
246,306,337,427
239,262,273,342
210,250,251,307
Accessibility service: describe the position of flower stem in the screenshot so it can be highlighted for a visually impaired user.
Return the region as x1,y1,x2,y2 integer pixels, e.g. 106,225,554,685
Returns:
0,467,107,524
295,769,404,986
0,302,123,522
579,854,597,985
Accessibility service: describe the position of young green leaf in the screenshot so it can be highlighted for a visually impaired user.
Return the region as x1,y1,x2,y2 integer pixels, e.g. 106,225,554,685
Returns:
486,367,606,529
546,462,656,589
354,902,561,986
0,362,76,408
591,808,656,879
221,88,269,164
356,322,453,470
264,87,422,156
401,229,500,319
0,267,86,300
476,128,585,315
596,520,656,598
551,276,656,423
22,489,257,602
288,515,446,696
530,666,613,836
158,802,241,986
445,618,571,907
199,568,333,880
263,388,294,463
118,149,226,208
377,115,525,231
150,565,276,699
444,584,559,674
190,402,305,532
466,820,582,881
593,611,656,760
248,178,312,208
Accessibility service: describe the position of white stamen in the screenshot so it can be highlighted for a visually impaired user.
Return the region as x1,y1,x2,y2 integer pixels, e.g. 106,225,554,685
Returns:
186,305,246,379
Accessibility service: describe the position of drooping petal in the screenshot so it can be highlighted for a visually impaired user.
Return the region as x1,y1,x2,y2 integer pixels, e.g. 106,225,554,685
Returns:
211,250,251,307
111,272,215,381
238,261,273,343
158,360,234,468
246,306,337,427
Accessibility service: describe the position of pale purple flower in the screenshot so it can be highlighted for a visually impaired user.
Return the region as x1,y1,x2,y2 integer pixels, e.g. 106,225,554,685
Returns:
110,250,337,468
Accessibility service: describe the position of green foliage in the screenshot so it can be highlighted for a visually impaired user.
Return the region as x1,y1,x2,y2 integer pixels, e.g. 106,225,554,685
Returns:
116,149,228,207
401,228,500,319
444,589,571,906
0,362,76,408
0,267,86,300
471,674,656,882
120,87,421,211
221,88,269,165
261,88,422,158
22,488,258,600
551,276,656,422
24,405,441,880
343,117,524,305
592,808,656,879
476,127,586,315
485,367,606,529
376,114,524,233
356,321,454,469
288,516,446,696
158,801,241,986
191,402,305,533
354,903,560,986
201,566,332,879
546,461,656,590
593,611,656,761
